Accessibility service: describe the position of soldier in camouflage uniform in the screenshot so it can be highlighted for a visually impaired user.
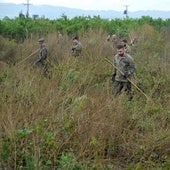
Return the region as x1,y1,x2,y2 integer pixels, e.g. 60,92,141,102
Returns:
106,34,118,50
35,38,48,65
71,36,83,57
121,39,131,54
34,38,49,76
111,34,118,47
112,44,136,100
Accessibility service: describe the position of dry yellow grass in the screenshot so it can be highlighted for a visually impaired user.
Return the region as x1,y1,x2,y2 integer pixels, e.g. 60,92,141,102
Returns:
0,26,170,169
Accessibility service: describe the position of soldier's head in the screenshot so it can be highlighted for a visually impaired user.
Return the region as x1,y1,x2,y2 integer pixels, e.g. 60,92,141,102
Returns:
38,38,45,47
116,45,124,56
111,34,117,39
72,36,79,44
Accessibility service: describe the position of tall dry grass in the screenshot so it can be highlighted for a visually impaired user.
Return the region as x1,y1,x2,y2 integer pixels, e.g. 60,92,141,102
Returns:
0,26,170,169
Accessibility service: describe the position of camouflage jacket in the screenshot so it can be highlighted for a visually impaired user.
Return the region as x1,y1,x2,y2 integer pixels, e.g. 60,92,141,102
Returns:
35,45,48,65
39,45,48,60
71,42,83,57
113,53,136,82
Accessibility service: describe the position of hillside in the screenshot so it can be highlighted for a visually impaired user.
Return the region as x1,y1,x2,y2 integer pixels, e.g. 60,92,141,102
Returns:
0,17,170,169
0,3,170,19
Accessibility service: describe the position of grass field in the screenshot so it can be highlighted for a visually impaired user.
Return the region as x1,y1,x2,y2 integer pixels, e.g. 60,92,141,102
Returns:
0,25,170,169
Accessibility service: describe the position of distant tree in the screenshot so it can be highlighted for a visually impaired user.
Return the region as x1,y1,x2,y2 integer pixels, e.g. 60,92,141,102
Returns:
19,11,25,19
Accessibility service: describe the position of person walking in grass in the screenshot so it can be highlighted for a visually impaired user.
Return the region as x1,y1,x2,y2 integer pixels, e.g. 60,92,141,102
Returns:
112,44,136,100
106,33,118,49
35,38,48,65
34,38,49,76
71,36,83,57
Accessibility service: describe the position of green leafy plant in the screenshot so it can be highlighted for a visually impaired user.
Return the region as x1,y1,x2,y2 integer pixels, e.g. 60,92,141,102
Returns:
58,152,83,170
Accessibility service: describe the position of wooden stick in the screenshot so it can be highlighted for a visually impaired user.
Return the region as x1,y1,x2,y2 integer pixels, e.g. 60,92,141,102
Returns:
104,57,150,100
16,48,39,66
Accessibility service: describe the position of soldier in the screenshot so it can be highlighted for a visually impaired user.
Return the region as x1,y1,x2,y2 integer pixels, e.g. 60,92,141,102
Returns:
106,34,111,42
34,38,49,76
71,36,83,57
111,34,118,42
106,34,118,48
34,38,48,65
112,44,136,100
121,39,131,53
58,31,63,40
57,31,64,49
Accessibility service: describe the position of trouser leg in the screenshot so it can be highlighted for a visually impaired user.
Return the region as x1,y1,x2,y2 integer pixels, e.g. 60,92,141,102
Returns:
124,81,133,100
113,81,124,96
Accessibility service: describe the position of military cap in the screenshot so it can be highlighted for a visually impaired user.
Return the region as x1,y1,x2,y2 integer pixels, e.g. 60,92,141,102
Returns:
38,38,45,42
72,36,79,40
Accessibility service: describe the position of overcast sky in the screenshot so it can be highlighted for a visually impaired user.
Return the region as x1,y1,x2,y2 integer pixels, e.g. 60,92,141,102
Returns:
1,0,170,11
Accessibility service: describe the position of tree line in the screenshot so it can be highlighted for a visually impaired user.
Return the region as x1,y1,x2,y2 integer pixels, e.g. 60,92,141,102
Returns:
0,14,170,42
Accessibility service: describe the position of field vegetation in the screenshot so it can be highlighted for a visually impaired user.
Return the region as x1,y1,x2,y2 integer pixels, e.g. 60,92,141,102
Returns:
0,15,170,169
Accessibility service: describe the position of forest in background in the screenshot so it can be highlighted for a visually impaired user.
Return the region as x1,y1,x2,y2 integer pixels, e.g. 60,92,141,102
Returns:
0,15,170,169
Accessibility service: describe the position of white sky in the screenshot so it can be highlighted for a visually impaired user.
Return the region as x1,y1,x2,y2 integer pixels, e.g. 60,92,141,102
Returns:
1,0,170,11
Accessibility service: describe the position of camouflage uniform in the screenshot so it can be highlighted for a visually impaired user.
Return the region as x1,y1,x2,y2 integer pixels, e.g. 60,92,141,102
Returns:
112,52,136,99
35,38,49,77
71,36,83,57
72,42,83,57
106,34,118,49
111,34,118,47
35,38,48,65
106,34,111,41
